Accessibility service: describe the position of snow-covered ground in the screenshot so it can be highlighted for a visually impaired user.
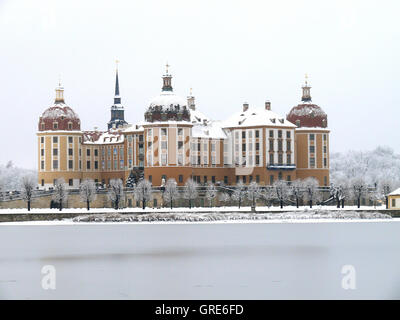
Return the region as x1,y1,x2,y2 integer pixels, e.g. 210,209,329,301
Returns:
1,221,400,299
0,205,388,214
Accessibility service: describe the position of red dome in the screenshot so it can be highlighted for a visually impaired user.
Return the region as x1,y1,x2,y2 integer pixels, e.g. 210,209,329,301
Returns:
287,103,327,128
38,103,81,131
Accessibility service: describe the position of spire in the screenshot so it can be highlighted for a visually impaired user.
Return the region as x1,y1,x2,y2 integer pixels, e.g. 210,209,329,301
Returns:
114,60,121,105
301,73,312,102
55,77,65,103
162,62,173,92
187,87,195,110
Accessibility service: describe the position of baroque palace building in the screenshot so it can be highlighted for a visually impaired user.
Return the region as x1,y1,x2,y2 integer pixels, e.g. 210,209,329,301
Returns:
37,65,330,189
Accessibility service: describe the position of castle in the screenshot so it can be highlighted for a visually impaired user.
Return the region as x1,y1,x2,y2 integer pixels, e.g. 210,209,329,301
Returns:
37,65,330,188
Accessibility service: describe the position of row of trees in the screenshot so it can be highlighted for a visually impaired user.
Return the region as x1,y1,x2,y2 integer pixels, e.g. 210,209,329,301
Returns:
11,174,398,211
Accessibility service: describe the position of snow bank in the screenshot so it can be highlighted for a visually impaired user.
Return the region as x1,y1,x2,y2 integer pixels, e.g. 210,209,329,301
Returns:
73,210,391,223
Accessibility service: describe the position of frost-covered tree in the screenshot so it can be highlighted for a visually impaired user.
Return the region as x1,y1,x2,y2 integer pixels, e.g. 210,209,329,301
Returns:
183,179,198,209
218,192,231,207
79,179,97,210
163,178,179,209
273,180,290,209
126,172,136,188
205,182,218,207
247,182,261,209
20,175,36,211
369,187,382,209
134,179,152,210
53,178,68,211
232,181,246,209
261,186,275,208
290,179,304,208
303,177,321,208
378,176,397,209
349,176,367,208
108,178,125,210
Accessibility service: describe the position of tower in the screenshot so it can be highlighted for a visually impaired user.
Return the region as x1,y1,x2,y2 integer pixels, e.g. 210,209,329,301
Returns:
108,61,128,130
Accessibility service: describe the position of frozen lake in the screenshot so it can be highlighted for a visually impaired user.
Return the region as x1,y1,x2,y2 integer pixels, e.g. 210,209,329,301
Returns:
0,220,400,299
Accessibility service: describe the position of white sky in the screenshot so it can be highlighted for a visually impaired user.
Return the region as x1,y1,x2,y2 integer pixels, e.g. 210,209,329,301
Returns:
0,0,399,169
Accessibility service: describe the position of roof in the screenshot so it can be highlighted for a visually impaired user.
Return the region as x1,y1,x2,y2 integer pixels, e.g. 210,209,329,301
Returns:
192,120,227,139
190,108,210,124
389,188,400,196
83,131,124,144
222,107,296,129
148,91,187,108
41,103,79,120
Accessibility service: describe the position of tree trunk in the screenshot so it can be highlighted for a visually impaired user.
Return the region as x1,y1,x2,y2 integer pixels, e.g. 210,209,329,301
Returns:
357,198,361,209
386,196,388,209
341,199,345,208
309,200,312,208
27,200,31,211
189,199,192,209
87,200,90,211
59,202,62,211
337,198,340,208
142,200,145,210
170,200,173,210
280,199,283,209
239,199,241,209
296,198,299,208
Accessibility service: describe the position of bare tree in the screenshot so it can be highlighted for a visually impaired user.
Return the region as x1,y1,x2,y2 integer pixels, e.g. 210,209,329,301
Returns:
247,182,261,210
290,179,304,208
303,177,321,208
53,178,68,211
218,192,231,207
232,181,246,209
261,186,275,208
349,176,367,208
134,179,152,210
20,175,36,211
163,178,179,209
108,178,125,210
183,179,198,209
273,180,290,209
80,179,97,210
205,182,218,207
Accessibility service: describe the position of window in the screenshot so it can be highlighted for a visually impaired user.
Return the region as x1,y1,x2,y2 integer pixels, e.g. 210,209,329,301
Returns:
310,157,315,168
53,122,58,129
53,148,58,156
178,128,183,136
242,131,246,139
53,137,58,143
79,161,82,170
114,160,117,169
323,134,327,141
161,154,167,165
69,179,73,186
161,175,167,182
87,161,91,169
53,160,58,169
278,130,282,138
269,140,274,151
68,148,73,156
211,143,215,152
324,176,328,186
236,176,240,183
269,153,274,164
139,135,144,142
149,175,152,183
178,154,183,165
211,156,216,165
68,160,73,169
242,144,246,151
113,148,117,156
255,130,259,138
287,154,291,164
256,155,260,165
392,199,396,207
147,129,152,136
68,123,72,130
256,175,260,183
120,149,124,158
324,146,327,153
107,160,111,169
256,143,259,151
278,154,283,164
41,149,44,156
287,175,291,182
248,131,253,138
94,149,98,157
95,161,98,170
287,141,291,151
269,130,274,138
270,175,274,184
161,128,167,136
120,160,124,169
87,149,91,157
235,144,239,152
309,134,315,140
309,146,315,153
212,176,216,184
41,179,44,187
204,156,208,165
41,137,44,143
286,131,291,139
179,175,183,183
278,140,282,151
68,137,73,144
204,176,207,183
178,141,183,149
41,161,44,170
224,176,228,184
249,175,253,183
243,176,247,183
278,172,283,180
324,158,327,167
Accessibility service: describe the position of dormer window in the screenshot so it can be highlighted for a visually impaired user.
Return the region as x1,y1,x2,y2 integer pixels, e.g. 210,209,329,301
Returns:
296,120,301,127
41,123,45,130
270,118,276,124
53,122,58,129
68,122,72,130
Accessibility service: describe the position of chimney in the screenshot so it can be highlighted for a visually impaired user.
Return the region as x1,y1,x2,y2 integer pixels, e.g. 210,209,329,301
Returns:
265,101,271,110
243,102,249,112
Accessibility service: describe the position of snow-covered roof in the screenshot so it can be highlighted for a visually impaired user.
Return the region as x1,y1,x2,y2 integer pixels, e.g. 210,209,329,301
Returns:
389,188,400,196
222,107,296,128
117,123,144,133
41,104,80,120
192,121,227,139
190,108,210,124
289,103,326,117
295,127,330,132
83,131,124,144
148,91,187,108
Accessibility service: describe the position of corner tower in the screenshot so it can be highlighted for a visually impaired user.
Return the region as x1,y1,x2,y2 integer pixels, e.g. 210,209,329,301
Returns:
108,61,128,130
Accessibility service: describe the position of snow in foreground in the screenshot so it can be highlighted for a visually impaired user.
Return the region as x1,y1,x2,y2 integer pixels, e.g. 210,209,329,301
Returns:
73,210,391,223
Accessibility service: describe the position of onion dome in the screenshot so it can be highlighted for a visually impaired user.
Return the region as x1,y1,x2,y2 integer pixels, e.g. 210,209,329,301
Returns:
38,83,80,131
286,75,327,128
144,63,190,122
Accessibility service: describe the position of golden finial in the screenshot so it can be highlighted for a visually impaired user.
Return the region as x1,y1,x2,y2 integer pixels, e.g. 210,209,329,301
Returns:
305,73,309,85
190,87,193,96
116,59,120,70
166,62,170,74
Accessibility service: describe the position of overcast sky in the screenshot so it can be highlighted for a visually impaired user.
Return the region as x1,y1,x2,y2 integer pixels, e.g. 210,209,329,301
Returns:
0,0,399,169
